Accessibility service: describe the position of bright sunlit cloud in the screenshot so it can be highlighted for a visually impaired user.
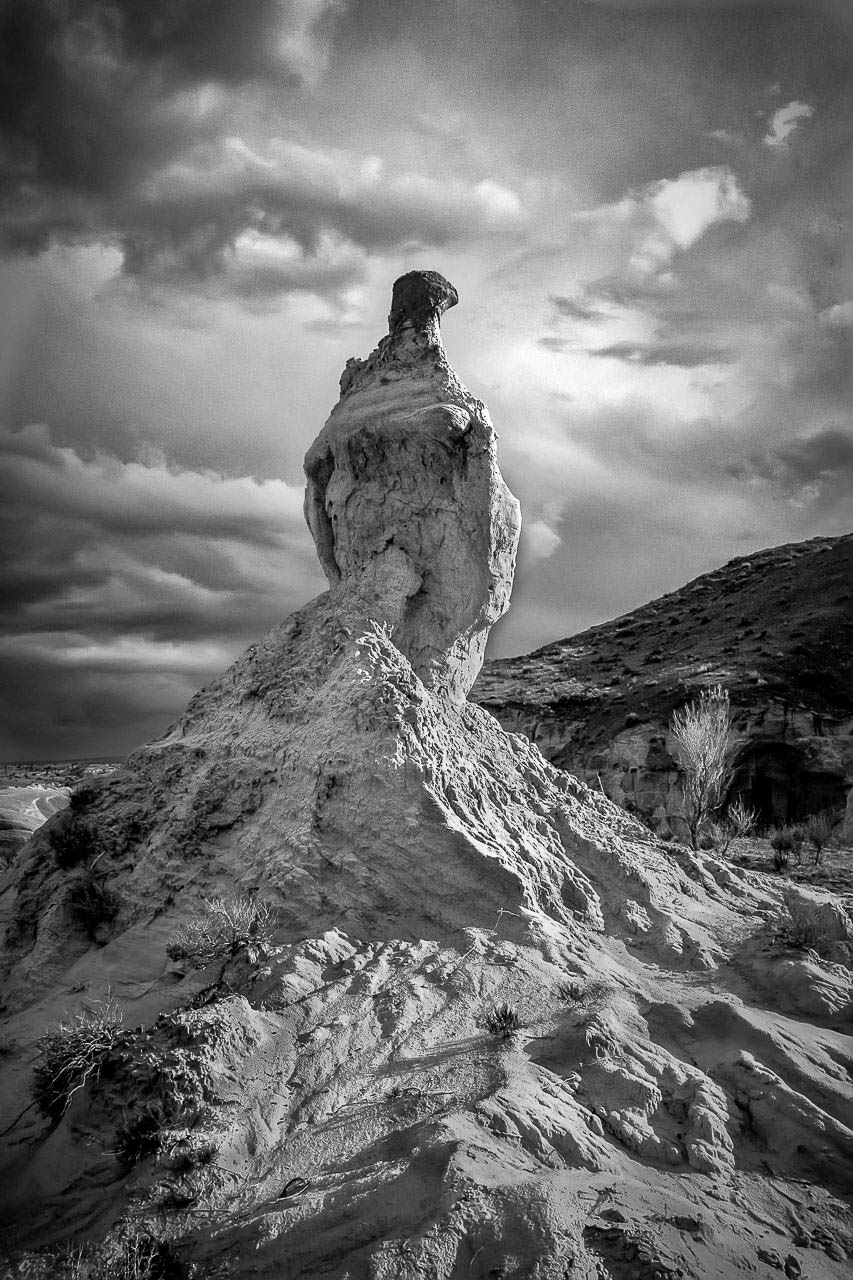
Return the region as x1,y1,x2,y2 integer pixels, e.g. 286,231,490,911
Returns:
763,100,815,148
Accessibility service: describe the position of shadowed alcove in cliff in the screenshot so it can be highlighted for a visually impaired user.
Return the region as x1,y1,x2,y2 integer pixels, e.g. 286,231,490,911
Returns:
728,741,847,827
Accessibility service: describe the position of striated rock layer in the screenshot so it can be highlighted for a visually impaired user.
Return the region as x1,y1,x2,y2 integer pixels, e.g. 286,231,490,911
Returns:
1,277,852,1279
305,269,520,701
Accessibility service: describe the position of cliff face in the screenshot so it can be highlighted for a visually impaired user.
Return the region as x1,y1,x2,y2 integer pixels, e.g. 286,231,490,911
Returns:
1,279,852,1279
475,535,853,836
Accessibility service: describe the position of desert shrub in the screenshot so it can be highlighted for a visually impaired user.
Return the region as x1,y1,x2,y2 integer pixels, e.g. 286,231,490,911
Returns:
66,870,120,941
670,686,735,850
166,896,275,968
0,1231,194,1279
771,843,790,873
557,976,612,1012
165,1139,219,1174
805,811,836,865
31,999,124,1121
774,909,823,953
711,796,757,856
484,1002,522,1039
769,825,804,871
68,785,98,814
51,820,100,869
114,1104,167,1170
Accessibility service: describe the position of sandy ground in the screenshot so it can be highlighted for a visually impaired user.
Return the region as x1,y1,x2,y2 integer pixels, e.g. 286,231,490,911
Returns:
0,788,70,835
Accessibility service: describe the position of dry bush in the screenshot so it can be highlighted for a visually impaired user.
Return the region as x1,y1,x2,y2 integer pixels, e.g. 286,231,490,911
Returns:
769,825,804,872
50,820,100,870
66,870,120,941
166,896,275,968
670,686,735,850
0,1230,197,1279
114,1104,167,1170
805,811,837,865
711,796,757,856
31,999,123,1121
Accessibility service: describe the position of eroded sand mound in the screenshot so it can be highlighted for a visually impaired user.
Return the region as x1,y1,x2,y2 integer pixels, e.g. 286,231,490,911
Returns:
1,274,851,1278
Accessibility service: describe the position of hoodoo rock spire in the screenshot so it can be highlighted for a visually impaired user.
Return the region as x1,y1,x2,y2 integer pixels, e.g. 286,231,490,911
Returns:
303,269,521,701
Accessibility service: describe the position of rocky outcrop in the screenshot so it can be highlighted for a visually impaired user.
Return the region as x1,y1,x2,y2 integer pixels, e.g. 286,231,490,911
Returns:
475,534,853,836
304,269,520,701
1,279,852,1279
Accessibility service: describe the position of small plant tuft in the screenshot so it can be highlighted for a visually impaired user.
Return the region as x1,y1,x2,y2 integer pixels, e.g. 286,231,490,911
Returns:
711,795,757,856
484,1002,522,1039
166,896,275,968
769,825,804,872
165,1139,220,1174
805,811,836,865
31,999,124,1121
66,870,120,941
51,820,100,869
114,1104,167,1170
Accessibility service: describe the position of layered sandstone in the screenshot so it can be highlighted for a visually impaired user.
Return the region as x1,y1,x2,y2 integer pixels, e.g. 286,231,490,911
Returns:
304,269,520,701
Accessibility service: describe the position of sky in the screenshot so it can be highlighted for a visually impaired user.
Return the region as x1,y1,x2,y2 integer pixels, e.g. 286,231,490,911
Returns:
1,0,851,760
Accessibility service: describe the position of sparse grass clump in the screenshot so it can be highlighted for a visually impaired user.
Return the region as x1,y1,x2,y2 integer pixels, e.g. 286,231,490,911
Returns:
31,999,124,1121
66,870,120,941
484,1002,522,1039
50,820,101,869
769,825,804,872
166,896,275,968
711,796,757,856
805,811,837,865
114,1104,167,1170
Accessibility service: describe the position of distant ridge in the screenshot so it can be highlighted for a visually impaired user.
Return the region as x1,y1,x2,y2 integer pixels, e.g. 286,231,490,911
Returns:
474,533,853,831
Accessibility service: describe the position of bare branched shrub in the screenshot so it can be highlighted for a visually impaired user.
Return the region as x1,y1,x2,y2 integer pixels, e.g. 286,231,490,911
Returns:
32,999,123,1121
670,686,735,850
711,795,757,856
166,896,275,968
1,1230,196,1279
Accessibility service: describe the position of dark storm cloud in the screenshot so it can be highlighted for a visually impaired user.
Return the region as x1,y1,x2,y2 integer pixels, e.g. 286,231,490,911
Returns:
0,423,323,648
732,426,853,492
0,0,525,298
0,419,328,757
587,341,733,367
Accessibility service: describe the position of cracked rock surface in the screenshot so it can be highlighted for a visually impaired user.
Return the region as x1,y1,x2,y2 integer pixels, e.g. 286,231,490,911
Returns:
304,269,520,701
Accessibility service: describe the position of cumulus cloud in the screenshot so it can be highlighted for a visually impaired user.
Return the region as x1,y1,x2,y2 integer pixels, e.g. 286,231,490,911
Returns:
575,166,751,276
521,519,562,563
0,1,525,301
763,100,814,148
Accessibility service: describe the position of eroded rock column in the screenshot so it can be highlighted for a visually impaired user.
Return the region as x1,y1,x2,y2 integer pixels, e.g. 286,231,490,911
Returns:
304,270,521,700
